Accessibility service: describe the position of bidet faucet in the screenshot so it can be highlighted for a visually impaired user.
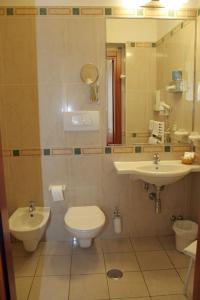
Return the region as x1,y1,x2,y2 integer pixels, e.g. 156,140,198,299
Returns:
153,153,160,165
29,201,35,214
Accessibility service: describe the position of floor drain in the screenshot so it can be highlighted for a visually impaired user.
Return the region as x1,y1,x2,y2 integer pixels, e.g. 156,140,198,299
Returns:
107,269,123,279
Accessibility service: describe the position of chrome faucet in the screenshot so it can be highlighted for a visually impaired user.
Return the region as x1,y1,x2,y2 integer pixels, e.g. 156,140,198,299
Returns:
29,201,35,215
153,153,160,165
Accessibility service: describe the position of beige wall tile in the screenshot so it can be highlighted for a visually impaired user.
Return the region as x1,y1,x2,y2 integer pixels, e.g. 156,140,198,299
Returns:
4,157,43,214
1,85,41,149
0,17,37,85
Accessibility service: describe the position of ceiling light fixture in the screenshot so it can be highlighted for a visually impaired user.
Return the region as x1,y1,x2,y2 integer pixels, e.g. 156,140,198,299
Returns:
159,0,188,9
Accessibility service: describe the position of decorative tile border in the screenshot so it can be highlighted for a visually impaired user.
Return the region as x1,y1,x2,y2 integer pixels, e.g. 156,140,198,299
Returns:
20,149,42,156
0,8,5,15
14,7,38,15
80,7,104,16
0,6,198,19
48,7,71,15
113,146,134,154
81,147,104,155
2,144,192,157
52,148,73,155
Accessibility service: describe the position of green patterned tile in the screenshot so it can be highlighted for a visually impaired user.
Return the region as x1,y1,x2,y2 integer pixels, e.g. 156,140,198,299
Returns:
73,7,80,15
13,149,20,156
6,8,14,15
164,145,171,152
40,8,47,15
168,9,175,17
105,147,112,154
44,149,50,156
137,8,144,16
105,8,112,15
74,148,81,155
135,146,142,153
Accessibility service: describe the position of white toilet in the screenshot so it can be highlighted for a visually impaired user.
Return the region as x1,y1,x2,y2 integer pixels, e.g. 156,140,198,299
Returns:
64,206,105,248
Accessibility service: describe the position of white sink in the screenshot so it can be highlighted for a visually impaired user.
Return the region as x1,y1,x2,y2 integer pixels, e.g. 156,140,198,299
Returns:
114,160,200,186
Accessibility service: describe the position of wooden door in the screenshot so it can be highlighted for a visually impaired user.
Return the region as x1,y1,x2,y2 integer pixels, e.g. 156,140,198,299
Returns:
0,134,16,300
193,221,200,299
106,46,122,144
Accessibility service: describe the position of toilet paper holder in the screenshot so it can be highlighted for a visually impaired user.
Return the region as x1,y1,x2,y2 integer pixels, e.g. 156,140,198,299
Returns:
49,185,66,192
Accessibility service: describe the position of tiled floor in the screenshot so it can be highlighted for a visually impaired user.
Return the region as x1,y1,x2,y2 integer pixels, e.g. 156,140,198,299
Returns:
12,236,193,300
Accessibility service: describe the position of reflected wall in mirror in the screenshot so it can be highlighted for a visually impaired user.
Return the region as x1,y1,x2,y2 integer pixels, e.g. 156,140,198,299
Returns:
106,18,196,145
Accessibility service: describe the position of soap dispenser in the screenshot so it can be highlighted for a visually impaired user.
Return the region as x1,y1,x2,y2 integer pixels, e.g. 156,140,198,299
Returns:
113,207,122,234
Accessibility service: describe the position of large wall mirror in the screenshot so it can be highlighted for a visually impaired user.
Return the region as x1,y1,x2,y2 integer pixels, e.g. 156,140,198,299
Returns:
106,18,196,145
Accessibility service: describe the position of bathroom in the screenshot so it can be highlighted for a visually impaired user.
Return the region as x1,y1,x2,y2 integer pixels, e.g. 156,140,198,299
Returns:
0,0,200,299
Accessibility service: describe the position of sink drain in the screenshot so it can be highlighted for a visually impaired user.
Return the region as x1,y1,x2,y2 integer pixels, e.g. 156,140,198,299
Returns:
107,269,123,279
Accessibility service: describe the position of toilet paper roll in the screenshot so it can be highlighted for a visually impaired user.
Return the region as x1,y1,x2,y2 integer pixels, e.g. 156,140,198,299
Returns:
49,185,65,201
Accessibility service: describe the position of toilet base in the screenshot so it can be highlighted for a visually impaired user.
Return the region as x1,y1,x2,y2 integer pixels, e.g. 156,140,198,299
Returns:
79,238,92,248
23,239,39,252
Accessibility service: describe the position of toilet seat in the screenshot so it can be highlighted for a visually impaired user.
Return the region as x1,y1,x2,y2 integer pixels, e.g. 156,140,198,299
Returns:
64,206,105,231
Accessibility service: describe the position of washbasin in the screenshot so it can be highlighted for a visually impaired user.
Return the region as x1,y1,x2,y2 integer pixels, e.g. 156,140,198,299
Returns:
114,160,200,187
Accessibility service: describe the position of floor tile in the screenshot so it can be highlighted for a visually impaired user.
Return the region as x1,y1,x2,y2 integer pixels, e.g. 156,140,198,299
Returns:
166,250,190,268
132,237,163,251
69,274,109,300
39,241,72,255
136,251,173,270
72,239,102,255
28,276,69,300
158,236,176,250
104,252,140,271
112,298,150,300
143,269,184,296
15,277,33,300
12,242,41,257
108,271,149,298
13,256,39,277
151,296,187,300
71,254,105,274
101,238,133,253
36,255,71,276
177,267,194,294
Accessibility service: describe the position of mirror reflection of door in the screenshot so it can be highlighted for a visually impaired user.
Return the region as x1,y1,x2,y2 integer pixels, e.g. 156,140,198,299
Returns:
106,46,124,144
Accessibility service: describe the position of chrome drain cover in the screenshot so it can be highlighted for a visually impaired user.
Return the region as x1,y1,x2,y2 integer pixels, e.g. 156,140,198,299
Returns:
107,269,123,279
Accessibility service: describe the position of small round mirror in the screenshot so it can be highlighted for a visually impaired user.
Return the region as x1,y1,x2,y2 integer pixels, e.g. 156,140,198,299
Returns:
80,64,99,85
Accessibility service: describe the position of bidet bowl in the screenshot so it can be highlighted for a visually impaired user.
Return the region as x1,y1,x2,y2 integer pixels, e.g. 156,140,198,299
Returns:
9,207,50,252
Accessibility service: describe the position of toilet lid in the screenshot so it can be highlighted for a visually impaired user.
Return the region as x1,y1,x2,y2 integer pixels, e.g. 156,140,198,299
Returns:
64,206,105,231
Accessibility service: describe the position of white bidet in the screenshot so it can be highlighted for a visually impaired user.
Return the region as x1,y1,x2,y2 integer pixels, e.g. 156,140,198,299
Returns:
9,207,50,252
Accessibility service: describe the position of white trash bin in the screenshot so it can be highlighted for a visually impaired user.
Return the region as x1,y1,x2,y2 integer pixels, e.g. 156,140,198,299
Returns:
173,220,198,252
